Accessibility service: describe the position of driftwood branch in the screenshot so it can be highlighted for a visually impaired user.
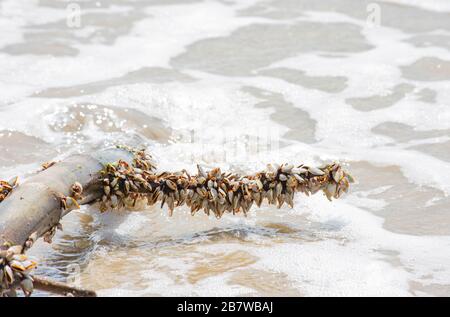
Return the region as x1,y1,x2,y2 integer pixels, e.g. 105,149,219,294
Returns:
0,146,353,297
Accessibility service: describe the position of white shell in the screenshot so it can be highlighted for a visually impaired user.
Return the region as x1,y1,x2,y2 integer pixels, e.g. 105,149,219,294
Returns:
308,166,325,176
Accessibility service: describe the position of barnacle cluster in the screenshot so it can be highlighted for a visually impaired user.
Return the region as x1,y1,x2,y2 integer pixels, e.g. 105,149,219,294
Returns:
42,223,63,244
0,176,18,203
42,183,83,244
98,149,354,218
98,148,156,212
41,161,56,171
0,244,37,297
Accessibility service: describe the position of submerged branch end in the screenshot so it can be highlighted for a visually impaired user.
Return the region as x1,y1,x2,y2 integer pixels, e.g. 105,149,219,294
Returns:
32,275,97,297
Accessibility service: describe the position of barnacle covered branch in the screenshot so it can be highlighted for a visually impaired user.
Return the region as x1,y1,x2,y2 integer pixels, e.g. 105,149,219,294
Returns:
98,156,354,218
0,146,353,296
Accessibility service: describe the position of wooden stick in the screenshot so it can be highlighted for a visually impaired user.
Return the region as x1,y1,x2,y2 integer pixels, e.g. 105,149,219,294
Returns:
32,275,97,297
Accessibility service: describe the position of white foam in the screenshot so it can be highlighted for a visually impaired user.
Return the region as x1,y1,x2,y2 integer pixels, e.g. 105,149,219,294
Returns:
380,0,450,12
0,0,270,104
0,0,67,48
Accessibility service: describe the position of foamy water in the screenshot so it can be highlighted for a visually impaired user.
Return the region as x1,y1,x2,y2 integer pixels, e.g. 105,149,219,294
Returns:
0,0,449,296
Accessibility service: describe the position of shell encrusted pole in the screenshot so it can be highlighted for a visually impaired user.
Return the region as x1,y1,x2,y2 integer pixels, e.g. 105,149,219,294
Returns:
0,146,353,296
98,149,354,218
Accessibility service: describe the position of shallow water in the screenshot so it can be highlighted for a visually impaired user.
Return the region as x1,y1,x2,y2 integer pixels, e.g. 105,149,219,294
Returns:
0,0,449,296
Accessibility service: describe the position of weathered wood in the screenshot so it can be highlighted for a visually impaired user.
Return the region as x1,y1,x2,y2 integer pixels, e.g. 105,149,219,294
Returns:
0,147,134,250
